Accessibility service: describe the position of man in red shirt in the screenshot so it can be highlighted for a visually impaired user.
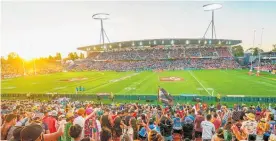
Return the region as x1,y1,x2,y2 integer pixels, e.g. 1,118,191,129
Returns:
42,111,57,133
194,110,205,141
212,113,221,131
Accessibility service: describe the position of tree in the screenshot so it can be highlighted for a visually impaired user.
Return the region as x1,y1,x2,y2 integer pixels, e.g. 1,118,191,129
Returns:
48,55,54,60
73,52,79,60
232,45,244,57
272,44,276,52
68,52,75,60
79,52,85,59
246,47,264,56
55,52,62,60
1,56,7,64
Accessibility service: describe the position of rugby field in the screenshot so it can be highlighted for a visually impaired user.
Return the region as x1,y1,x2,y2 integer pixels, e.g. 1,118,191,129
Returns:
1,70,276,97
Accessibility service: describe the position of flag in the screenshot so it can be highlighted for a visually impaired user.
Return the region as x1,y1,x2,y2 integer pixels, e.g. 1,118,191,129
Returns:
158,87,173,105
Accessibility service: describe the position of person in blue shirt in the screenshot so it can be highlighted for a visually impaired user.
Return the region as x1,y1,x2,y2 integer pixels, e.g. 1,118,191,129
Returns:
173,114,182,134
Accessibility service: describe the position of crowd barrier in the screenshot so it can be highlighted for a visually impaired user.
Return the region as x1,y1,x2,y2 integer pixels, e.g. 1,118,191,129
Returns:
1,94,276,103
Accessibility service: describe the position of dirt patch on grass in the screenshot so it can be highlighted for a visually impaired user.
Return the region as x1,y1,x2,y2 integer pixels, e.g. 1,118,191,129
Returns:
60,77,88,82
159,77,184,82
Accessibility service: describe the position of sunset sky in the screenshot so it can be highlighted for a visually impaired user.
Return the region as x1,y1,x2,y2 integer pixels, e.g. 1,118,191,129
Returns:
1,1,276,59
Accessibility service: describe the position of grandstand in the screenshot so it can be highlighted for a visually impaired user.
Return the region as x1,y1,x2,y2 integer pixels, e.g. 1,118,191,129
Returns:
73,38,242,71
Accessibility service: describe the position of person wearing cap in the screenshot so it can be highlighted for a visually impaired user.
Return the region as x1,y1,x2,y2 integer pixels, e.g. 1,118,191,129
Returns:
240,113,258,139
64,113,75,141
257,118,269,140
182,117,193,140
20,120,66,141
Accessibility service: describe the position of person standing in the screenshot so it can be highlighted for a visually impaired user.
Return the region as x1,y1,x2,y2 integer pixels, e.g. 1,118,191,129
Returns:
240,113,258,140
194,111,205,141
201,114,215,141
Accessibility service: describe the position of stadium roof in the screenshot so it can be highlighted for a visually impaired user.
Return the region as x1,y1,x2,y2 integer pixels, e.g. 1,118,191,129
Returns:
77,38,242,51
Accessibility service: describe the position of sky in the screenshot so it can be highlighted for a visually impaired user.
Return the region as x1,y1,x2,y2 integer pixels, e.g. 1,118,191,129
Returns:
1,1,276,59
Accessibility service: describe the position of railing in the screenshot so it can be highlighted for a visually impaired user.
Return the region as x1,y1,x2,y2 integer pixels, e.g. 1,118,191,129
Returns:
1,94,276,103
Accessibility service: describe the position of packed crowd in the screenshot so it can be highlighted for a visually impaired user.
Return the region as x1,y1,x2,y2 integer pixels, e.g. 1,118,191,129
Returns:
92,47,232,61
70,58,239,71
1,98,276,141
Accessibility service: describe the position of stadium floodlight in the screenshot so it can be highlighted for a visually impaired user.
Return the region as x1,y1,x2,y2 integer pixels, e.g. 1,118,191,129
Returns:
186,40,190,45
92,13,111,48
202,3,222,39
203,3,222,11
171,40,174,45
257,28,264,76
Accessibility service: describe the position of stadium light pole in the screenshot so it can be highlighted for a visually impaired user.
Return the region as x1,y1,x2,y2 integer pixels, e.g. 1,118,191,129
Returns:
92,13,110,48
202,3,222,39
250,29,256,72
257,28,264,76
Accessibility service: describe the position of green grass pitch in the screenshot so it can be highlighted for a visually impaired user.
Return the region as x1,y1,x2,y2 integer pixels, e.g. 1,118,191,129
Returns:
1,70,276,97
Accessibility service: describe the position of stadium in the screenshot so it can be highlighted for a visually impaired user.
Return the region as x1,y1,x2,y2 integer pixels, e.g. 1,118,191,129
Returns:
2,38,276,102
2,2,276,141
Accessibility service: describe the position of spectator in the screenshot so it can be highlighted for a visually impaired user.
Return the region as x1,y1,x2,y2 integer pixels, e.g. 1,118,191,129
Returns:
241,113,258,140
69,124,83,141
43,110,57,133
1,114,17,140
212,113,221,131
194,110,204,141
201,114,215,141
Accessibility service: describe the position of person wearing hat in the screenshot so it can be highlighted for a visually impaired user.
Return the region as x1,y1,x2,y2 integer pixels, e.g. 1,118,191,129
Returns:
240,113,258,139
257,118,269,135
64,113,75,141
73,108,86,138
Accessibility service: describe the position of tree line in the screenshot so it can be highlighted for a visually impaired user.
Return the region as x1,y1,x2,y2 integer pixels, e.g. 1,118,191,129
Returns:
231,44,276,57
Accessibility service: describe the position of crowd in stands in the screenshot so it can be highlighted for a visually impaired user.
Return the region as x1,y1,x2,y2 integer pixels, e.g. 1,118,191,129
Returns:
1,98,276,141
92,47,232,61
69,47,239,71
1,62,63,79
70,58,239,71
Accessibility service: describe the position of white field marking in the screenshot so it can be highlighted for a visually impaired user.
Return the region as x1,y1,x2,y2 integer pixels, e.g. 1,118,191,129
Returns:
1,86,16,90
188,71,212,96
224,70,276,88
89,72,140,91
54,86,67,90
109,73,139,83
117,73,155,94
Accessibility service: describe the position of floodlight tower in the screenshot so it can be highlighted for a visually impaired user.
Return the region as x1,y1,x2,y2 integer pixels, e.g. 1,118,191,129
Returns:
257,28,264,76
250,29,256,73
202,3,223,39
92,13,110,48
